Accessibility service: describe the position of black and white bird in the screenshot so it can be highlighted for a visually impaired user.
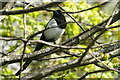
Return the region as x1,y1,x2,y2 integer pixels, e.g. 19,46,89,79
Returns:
15,10,66,76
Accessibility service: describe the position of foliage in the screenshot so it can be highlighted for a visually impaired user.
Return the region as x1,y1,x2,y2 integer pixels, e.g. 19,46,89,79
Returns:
0,0,120,79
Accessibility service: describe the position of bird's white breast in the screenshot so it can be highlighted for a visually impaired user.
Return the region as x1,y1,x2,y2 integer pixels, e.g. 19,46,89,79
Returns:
44,18,65,41
44,28,65,41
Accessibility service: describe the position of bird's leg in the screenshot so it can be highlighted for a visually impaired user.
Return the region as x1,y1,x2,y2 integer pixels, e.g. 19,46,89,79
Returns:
54,42,56,44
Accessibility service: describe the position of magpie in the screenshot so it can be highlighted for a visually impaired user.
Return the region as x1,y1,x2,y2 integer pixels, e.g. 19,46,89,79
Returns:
15,10,66,76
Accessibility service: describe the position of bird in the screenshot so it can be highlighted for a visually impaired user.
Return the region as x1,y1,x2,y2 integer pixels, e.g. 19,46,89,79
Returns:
15,10,66,76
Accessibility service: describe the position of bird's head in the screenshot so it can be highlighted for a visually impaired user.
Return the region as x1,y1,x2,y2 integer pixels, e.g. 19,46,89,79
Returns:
52,10,66,29
53,10,62,16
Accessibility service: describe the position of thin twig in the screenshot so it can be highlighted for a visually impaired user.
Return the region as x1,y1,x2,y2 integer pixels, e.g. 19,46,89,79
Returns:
64,2,108,14
62,49,81,57
36,56,73,61
78,69,111,80
30,40,85,49
92,40,120,49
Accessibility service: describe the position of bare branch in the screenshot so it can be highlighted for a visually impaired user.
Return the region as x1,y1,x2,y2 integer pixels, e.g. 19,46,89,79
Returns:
1,0,66,15
1,1,108,15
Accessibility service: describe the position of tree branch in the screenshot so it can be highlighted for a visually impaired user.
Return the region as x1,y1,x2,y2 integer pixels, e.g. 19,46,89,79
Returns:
21,51,120,79
1,0,66,15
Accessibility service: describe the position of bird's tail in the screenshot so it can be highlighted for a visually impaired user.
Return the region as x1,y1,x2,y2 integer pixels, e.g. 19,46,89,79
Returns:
15,43,44,76
15,60,32,76
34,43,44,52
